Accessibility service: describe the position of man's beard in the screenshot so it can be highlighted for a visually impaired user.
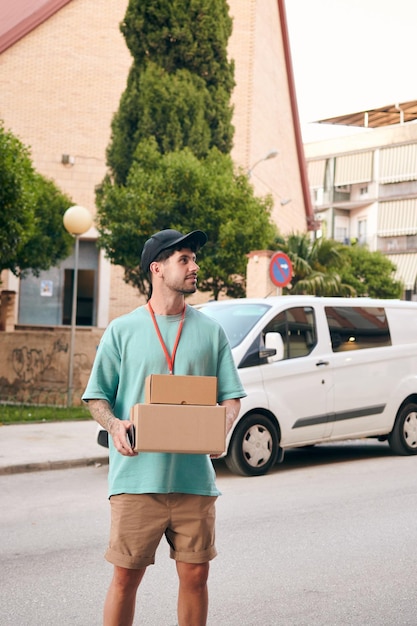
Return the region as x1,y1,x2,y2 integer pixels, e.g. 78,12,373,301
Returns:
174,275,197,295
165,273,198,295
180,284,197,295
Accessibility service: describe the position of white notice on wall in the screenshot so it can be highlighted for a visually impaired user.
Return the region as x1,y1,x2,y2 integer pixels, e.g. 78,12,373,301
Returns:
40,280,53,297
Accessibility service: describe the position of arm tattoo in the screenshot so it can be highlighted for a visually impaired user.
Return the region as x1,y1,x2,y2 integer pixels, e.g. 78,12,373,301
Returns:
87,399,117,432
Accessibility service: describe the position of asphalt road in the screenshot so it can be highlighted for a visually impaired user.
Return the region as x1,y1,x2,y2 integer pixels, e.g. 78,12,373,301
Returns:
2,440,417,625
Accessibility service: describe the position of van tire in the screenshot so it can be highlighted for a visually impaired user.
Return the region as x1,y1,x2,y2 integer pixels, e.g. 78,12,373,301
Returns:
225,414,279,476
388,403,417,455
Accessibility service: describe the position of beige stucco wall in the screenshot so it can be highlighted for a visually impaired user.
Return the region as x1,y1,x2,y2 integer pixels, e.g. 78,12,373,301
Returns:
0,0,306,327
304,122,417,159
0,327,103,406
246,251,278,298
304,123,417,159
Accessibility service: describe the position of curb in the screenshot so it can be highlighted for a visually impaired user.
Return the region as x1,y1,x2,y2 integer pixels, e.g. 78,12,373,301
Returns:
0,456,109,476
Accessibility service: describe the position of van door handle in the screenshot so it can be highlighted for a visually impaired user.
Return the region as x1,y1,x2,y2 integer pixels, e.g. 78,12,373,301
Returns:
316,360,329,367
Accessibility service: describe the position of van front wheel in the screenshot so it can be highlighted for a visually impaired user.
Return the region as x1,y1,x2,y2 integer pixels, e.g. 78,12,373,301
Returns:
225,414,279,476
388,403,417,455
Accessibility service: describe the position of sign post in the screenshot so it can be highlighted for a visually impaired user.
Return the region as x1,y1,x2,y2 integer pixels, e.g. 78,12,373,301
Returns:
269,252,293,293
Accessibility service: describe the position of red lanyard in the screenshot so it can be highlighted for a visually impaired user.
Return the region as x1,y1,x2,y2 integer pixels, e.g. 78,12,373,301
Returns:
147,302,186,375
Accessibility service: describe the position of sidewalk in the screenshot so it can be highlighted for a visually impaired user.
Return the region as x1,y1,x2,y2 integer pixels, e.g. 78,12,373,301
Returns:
0,420,109,475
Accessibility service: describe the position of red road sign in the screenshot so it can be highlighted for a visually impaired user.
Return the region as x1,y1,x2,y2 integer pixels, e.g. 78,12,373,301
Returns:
269,252,293,288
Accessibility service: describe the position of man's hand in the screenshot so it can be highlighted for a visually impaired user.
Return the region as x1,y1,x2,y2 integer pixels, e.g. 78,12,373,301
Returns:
210,398,241,459
108,418,137,456
87,399,138,457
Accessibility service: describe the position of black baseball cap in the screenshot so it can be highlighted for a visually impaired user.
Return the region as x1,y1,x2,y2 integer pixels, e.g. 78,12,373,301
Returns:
141,229,208,272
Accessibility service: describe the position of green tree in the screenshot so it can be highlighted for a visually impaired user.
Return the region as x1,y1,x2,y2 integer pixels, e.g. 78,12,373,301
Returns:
339,244,403,298
107,0,235,184
0,123,73,279
97,141,277,299
273,233,403,298
97,0,276,299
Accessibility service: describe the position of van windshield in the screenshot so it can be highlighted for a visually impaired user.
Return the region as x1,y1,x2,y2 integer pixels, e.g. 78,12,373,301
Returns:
198,302,271,348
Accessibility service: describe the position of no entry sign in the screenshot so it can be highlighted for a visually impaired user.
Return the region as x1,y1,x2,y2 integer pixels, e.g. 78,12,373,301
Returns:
269,251,293,288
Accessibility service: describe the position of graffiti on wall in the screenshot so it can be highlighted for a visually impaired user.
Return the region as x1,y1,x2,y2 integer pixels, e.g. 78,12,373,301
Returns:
12,339,68,384
0,335,95,406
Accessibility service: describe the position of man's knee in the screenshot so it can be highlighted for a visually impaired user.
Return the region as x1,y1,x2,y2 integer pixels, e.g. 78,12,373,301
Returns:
112,565,146,594
177,562,210,591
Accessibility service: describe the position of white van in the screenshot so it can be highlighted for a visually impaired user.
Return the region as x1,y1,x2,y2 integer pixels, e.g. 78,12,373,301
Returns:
199,296,417,476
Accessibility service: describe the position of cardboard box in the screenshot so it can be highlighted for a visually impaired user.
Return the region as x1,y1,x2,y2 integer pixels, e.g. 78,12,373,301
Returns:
145,374,217,406
130,403,226,454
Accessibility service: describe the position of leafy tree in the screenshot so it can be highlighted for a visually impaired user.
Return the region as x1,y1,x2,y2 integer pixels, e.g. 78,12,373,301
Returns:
339,244,403,298
0,123,73,280
107,0,235,184
1,123,35,274
97,140,277,299
273,233,403,298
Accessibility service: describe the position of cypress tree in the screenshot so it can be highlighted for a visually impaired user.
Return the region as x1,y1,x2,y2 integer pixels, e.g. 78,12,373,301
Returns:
107,0,235,184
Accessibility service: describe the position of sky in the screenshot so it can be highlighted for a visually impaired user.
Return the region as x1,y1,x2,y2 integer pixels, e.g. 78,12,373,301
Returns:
285,0,417,142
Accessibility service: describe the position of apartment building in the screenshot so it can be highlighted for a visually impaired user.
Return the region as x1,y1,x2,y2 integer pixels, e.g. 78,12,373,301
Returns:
305,101,417,299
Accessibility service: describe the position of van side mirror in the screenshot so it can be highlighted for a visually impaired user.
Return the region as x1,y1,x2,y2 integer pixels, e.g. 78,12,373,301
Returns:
260,332,284,362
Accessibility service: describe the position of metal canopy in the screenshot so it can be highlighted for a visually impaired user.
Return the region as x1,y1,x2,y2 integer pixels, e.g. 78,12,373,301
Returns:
317,100,417,128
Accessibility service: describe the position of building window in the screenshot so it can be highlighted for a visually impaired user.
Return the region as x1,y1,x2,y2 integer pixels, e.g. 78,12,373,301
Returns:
358,219,367,245
18,241,98,326
63,269,95,326
335,226,348,243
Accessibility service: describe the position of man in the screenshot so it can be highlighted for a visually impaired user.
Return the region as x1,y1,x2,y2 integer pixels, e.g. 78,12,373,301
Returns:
83,228,246,626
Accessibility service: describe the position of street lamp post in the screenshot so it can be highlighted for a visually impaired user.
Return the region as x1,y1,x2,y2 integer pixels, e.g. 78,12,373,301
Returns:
247,149,279,177
247,149,292,206
63,205,93,407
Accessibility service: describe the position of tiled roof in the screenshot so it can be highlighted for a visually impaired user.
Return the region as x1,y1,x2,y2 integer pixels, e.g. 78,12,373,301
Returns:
0,0,72,54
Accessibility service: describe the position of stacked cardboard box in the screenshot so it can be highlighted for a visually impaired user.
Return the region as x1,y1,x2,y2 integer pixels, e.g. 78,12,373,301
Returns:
130,375,226,454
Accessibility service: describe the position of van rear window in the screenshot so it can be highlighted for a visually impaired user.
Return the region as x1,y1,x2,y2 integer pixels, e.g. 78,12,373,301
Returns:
325,306,391,352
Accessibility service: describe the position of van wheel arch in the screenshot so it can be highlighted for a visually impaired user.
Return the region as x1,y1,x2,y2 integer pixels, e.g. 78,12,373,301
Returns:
388,398,417,455
225,411,281,477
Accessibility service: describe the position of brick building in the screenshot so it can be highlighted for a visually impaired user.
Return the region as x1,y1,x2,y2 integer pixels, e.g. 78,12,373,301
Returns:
0,0,310,329
0,0,312,403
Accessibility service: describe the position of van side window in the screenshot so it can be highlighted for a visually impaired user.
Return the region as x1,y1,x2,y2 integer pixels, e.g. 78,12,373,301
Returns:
325,306,391,352
263,306,317,359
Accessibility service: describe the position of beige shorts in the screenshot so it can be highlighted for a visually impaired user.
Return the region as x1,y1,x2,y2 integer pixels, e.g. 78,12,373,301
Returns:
105,493,218,570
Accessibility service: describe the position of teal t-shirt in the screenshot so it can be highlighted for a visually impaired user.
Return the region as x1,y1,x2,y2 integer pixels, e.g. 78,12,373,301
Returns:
82,305,246,497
